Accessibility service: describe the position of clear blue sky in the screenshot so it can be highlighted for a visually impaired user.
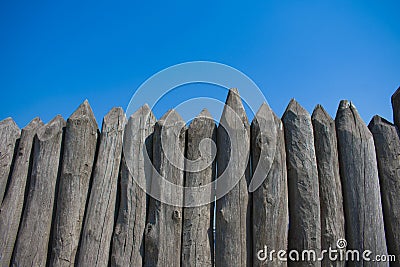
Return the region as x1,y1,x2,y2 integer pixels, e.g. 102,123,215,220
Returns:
1,0,399,128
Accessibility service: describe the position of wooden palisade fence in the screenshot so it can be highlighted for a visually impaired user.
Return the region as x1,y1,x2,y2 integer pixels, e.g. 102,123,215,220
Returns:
0,87,399,267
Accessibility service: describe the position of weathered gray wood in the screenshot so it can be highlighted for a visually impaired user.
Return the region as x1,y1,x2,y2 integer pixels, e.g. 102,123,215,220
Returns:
281,99,321,266
0,118,20,204
77,107,125,266
50,100,99,267
251,103,288,267
181,109,216,267
0,117,43,267
12,115,65,267
335,100,387,266
391,86,400,128
111,104,156,267
144,110,186,267
215,88,251,267
368,115,400,266
312,105,345,267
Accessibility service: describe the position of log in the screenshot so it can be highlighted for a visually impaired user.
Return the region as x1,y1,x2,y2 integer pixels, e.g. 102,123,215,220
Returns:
311,105,345,267
0,117,43,267
181,109,216,267
12,115,65,266
335,100,387,266
144,109,186,267
50,100,99,267
281,99,321,266
368,115,400,266
77,107,125,266
111,104,156,267
215,88,251,267
0,118,20,203
391,86,400,128
251,103,288,267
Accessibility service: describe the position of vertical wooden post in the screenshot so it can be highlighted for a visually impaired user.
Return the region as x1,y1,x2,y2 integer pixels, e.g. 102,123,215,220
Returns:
251,103,288,267
0,117,43,267
215,88,251,267
181,109,216,267
335,100,387,266
111,104,156,266
144,110,186,267
50,100,98,267
391,87,400,128
282,99,321,266
0,118,20,204
12,115,65,266
368,115,400,265
312,105,345,267
77,107,125,266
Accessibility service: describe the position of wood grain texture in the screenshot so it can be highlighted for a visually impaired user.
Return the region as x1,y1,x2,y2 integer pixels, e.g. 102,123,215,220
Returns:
181,109,216,267
144,109,186,267
368,115,400,266
312,105,345,267
12,115,65,267
77,107,125,267
0,118,20,204
50,100,98,267
335,100,387,266
111,104,156,267
391,87,400,128
281,99,321,267
0,117,43,267
251,103,288,267
215,88,251,267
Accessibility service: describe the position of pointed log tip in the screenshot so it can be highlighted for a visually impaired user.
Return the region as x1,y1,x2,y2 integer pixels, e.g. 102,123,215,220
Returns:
159,109,184,125
228,88,239,95
368,115,394,129
338,100,350,110
251,102,272,124
199,108,212,118
312,104,333,123
194,108,213,121
224,88,245,111
282,98,309,120
103,107,125,124
0,117,20,132
37,115,66,140
221,88,249,125
24,117,44,130
256,102,272,116
69,99,98,127
130,103,156,121
391,86,400,103
189,109,215,129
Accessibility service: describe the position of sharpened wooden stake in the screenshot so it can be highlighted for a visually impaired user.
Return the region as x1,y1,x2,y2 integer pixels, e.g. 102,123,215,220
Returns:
0,118,20,204
368,115,400,266
50,100,98,267
391,87,400,128
0,117,43,267
181,109,216,267
335,100,387,266
77,107,125,267
111,104,156,267
12,115,65,267
251,103,288,267
144,109,186,267
215,88,251,267
282,99,321,267
312,105,345,267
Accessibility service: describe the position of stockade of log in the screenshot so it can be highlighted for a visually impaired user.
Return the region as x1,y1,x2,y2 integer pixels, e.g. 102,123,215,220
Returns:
0,87,399,267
